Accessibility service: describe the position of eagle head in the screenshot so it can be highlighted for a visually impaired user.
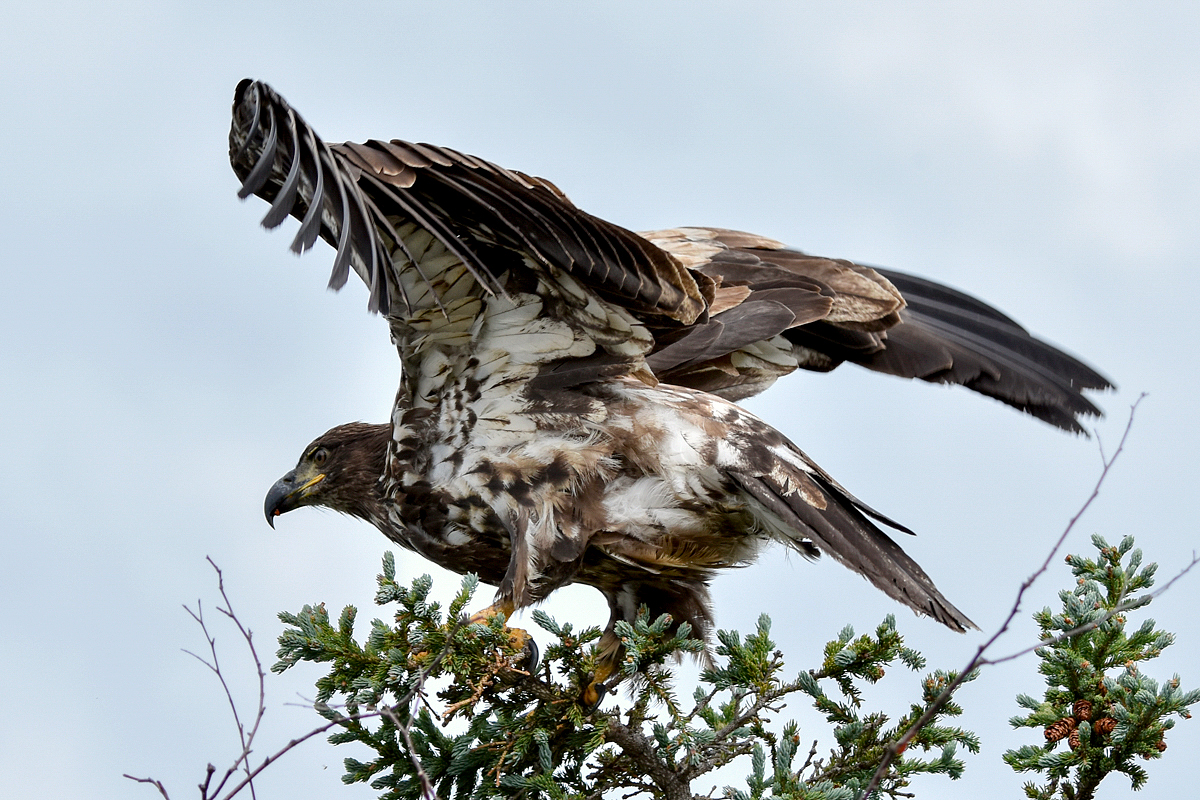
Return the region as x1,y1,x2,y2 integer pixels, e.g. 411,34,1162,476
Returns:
264,422,390,527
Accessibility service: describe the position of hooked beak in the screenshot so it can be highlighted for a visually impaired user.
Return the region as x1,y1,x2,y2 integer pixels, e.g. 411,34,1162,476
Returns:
264,469,326,527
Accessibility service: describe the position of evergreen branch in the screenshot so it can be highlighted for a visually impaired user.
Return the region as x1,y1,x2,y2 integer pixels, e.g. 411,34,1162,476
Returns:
200,617,462,800
603,717,693,800
1003,529,1200,798
125,559,460,800
861,394,1146,800
986,553,1199,669
134,558,981,799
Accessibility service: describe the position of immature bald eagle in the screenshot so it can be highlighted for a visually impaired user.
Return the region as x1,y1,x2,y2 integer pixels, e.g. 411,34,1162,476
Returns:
232,80,1109,705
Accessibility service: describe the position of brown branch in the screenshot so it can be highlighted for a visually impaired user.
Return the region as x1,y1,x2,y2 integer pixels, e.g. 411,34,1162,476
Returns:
382,700,436,800
441,649,509,719
860,394,1152,799
603,717,694,800
799,738,820,778
489,733,517,788
121,774,170,799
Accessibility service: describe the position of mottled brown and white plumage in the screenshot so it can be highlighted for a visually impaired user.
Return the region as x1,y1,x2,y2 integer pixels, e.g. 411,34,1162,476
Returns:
234,80,1110,697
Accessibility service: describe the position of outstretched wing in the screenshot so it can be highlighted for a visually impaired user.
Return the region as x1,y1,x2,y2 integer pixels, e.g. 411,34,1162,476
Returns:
229,79,703,328
858,268,1111,431
644,228,1111,433
230,79,1108,433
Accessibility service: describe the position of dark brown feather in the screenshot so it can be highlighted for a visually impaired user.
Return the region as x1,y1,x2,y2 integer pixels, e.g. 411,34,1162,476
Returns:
231,80,707,322
733,471,973,632
645,228,1111,432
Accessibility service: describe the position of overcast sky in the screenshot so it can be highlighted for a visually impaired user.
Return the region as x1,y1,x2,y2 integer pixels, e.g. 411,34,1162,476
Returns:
2,3,1198,799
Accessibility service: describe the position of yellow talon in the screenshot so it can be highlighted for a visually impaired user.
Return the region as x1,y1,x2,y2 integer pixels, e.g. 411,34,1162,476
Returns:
466,599,516,627
581,662,616,711
466,600,537,671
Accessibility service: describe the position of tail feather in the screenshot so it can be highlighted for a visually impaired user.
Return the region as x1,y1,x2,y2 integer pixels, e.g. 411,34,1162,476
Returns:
732,468,976,633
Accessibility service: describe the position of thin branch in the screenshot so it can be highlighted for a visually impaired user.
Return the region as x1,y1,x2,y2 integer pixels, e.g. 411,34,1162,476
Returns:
211,557,267,798
860,394,1149,799
382,672,437,800
799,738,820,779
127,560,461,800
121,774,170,800
212,707,387,800
212,617,462,800
199,764,215,799
180,558,266,800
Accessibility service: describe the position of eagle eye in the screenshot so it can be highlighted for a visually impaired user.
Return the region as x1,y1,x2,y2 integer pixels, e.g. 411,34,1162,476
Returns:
312,447,329,467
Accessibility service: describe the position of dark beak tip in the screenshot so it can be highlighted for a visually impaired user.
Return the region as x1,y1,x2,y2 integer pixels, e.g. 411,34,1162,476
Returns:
264,471,297,528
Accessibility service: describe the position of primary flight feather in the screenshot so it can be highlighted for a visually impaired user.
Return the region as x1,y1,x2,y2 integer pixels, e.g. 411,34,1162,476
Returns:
231,79,1110,704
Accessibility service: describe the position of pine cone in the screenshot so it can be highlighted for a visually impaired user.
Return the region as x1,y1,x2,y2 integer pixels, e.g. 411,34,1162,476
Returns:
1093,717,1117,736
1097,678,1109,696
1156,738,1167,752
1068,728,1082,750
1045,717,1076,742
1073,699,1093,721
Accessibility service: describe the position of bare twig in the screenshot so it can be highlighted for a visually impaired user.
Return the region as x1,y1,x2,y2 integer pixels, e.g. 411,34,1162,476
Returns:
180,558,266,800
212,620,461,800
127,560,461,800
220,708,386,800
211,558,267,799
860,395,1167,799
199,763,215,799
121,774,170,799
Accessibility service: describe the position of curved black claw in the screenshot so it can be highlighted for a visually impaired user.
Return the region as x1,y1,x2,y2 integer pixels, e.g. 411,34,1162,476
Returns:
580,680,609,713
520,636,540,676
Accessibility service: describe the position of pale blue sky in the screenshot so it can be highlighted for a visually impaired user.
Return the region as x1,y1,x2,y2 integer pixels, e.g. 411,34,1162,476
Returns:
2,3,1197,798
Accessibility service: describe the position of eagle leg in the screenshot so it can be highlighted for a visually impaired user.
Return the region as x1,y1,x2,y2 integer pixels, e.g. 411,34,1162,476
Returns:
581,664,615,712
580,627,624,711
466,600,539,673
